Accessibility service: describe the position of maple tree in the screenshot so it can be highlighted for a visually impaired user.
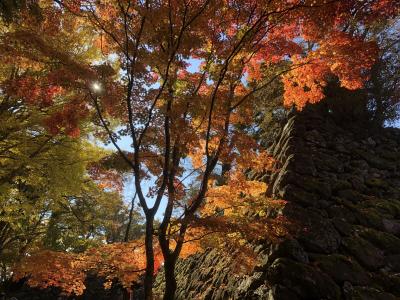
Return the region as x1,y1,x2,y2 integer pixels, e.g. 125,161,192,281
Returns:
0,8,146,286
12,241,161,297
0,100,138,281
0,0,399,299
365,18,400,126
0,0,41,23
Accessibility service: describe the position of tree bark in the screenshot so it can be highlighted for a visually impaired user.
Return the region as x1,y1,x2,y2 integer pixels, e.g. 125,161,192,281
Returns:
143,214,155,300
124,192,137,242
163,255,177,300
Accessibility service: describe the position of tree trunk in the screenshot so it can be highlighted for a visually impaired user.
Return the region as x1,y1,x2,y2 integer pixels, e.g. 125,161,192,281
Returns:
163,256,177,300
124,192,137,242
143,214,155,300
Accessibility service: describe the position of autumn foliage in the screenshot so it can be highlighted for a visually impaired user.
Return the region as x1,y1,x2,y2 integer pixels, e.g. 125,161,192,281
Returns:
1,0,399,299
13,241,161,296
13,250,87,296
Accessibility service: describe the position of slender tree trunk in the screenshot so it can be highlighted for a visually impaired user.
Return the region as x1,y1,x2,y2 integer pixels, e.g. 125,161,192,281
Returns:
124,192,137,242
122,289,134,300
144,214,155,300
0,262,6,283
163,255,177,300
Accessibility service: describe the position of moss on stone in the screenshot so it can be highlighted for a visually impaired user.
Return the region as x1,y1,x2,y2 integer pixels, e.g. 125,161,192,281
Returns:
378,149,400,161
355,207,384,230
350,287,397,300
371,273,400,297
332,179,352,191
359,228,400,255
299,177,332,198
313,254,369,285
337,189,364,203
342,236,384,270
267,258,341,300
360,198,400,218
365,178,389,189
354,149,394,170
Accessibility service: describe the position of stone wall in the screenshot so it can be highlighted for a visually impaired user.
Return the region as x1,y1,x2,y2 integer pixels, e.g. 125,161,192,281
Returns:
155,105,400,299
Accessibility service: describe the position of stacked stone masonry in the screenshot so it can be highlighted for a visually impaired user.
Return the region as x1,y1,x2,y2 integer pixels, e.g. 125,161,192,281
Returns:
155,106,400,300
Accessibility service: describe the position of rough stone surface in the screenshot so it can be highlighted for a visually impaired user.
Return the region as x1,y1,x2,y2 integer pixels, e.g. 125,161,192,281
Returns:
155,104,400,299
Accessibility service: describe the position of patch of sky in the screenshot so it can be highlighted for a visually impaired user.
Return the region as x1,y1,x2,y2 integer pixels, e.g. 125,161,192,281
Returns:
91,127,199,220
184,58,202,73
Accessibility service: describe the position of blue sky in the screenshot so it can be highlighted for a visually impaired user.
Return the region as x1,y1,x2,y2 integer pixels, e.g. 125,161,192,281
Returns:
99,135,165,219
99,55,399,220
98,58,204,220
105,116,398,221
100,134,197,221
